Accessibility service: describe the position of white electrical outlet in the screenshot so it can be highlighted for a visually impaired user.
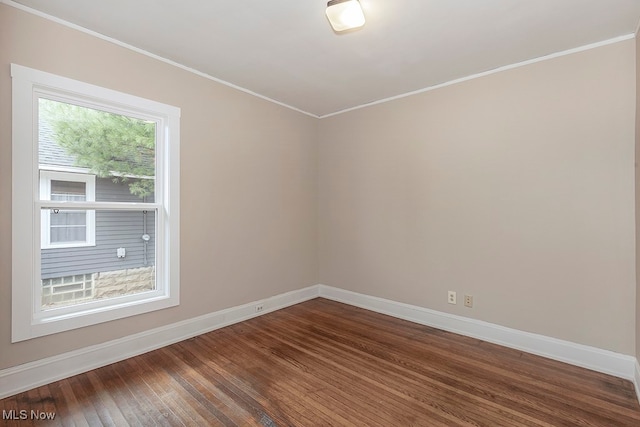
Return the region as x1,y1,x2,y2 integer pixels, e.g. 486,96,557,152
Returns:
255,304,264,313
464,294,473,308
447,291,456,305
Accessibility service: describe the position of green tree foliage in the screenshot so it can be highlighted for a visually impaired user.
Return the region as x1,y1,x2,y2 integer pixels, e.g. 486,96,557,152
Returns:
40,99,155,198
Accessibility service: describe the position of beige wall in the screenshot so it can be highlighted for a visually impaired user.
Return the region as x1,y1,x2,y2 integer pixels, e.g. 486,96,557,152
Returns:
636,34,640,359
318,40,637,354
0,5,318,369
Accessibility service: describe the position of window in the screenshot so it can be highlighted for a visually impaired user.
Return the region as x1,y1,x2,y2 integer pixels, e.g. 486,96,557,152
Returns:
40,171,96,248
11,64,180,342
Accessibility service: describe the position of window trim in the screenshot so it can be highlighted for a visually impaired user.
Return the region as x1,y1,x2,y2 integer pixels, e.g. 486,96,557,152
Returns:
40,170,96,249
11,63,180,342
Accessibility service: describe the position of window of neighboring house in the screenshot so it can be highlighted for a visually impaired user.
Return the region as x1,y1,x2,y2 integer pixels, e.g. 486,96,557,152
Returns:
11,64,180,342
40,171,96,249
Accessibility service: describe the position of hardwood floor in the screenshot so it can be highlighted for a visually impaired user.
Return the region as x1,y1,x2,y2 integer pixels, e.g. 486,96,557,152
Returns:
2,298,640,426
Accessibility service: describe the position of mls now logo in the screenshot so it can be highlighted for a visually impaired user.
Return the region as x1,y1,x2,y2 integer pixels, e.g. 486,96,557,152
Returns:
2,409,56,420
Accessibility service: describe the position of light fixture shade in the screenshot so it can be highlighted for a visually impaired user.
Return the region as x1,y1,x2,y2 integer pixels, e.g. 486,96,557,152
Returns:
326,0,365,32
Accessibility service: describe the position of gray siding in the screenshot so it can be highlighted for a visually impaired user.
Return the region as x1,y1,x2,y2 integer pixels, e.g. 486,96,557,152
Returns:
95,177,155,203
41,177,156,279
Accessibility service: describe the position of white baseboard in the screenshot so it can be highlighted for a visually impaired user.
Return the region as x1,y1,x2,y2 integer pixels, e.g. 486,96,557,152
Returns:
2,283,639,404
635,361,640,404
318,285,638,383
0,285,320,400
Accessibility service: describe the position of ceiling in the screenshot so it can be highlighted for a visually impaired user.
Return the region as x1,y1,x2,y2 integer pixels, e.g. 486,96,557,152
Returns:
9,0,640,117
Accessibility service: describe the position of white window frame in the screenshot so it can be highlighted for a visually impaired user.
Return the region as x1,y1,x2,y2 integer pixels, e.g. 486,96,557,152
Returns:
40,170,96,249
11,64,181,342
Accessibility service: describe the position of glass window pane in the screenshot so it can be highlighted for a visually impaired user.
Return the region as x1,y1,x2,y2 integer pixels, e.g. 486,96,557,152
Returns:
51,211,86,226
39,98,156,202
51,224,86,243
51,180,85,197
49,209,88,244
41,209,156,310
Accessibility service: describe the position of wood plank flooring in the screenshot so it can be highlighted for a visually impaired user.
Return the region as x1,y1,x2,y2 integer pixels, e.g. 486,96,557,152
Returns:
2,298,640,426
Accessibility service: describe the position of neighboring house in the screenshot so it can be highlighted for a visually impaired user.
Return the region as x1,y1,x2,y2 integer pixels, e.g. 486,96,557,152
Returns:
38,117,156,307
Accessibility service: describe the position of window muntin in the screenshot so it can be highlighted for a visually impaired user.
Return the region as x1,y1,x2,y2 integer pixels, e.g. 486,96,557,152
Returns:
12,64,180,342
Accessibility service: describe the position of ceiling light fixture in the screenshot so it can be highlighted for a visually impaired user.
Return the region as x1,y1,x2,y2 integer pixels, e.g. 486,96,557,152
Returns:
325,0,366,32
